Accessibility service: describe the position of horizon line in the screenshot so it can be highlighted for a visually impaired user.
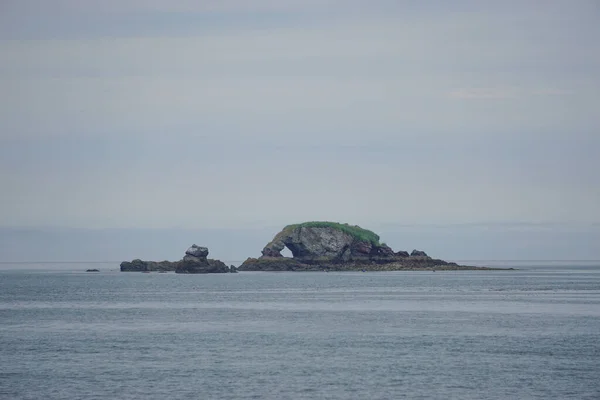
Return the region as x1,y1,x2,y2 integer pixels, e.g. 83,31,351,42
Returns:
1,260,600,264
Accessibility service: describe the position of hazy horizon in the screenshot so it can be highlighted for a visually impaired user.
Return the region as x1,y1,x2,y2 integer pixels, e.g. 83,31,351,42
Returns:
1,222,599,263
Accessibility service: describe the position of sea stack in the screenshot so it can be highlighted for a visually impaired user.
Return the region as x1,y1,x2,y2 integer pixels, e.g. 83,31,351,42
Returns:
175,245,230,274
120,244,234,273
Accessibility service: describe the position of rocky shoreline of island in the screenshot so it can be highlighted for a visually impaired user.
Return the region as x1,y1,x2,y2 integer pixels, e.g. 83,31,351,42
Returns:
236,222,510,272
119,221,512,273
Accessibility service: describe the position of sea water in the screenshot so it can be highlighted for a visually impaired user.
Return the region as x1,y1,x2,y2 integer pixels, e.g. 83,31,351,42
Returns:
1,264,599,399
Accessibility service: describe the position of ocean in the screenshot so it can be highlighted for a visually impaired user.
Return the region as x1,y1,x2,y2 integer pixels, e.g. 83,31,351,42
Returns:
1,263,599,399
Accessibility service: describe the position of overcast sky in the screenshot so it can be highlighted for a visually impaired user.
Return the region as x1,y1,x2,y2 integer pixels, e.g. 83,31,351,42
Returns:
1,1,599,260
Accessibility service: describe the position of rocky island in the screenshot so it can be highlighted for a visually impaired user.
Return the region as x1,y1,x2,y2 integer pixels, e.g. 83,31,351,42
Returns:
120,245,236,273
238,221,500,271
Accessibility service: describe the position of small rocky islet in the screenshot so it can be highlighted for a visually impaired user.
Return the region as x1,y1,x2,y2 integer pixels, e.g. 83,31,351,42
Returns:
237,222,503,271
121,221,508,273
120,244,237,273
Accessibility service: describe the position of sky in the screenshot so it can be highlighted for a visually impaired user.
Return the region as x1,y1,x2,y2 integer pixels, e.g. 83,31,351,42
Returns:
1,1,599,261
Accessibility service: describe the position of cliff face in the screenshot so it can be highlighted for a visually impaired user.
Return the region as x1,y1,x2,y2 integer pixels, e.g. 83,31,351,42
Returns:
260,222,392,262
263,226,355,261
239,221,493,271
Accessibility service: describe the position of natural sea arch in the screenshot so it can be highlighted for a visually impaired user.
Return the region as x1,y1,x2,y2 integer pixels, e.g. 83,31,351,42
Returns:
280,246,293,258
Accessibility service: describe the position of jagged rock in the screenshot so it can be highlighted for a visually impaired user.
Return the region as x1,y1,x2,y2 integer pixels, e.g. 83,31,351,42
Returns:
175,258,229,274
262,247,283,257
261,223,380,261
352,241,372,255
121,245,232,273
373,244,395,257
283,227,354,260
237,256,496,272
237,257,321,272
185,245,209,258
175,258,208,273
120,259,177,272
183,254,204,262
120,259,149,272
120,223,503,273
239,221,499,272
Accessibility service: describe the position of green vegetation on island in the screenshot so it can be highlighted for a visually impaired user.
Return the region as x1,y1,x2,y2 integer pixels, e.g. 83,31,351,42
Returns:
279,221,381,246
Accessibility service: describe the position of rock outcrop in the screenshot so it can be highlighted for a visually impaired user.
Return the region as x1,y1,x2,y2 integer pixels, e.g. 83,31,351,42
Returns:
185,244,209,258
259,222,389,262
238,221,499,272
119,259,176,272
176,258,230,274
120,245,234,273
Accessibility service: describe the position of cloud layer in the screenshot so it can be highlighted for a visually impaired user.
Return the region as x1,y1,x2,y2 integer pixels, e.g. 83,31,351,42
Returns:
1,0,599,259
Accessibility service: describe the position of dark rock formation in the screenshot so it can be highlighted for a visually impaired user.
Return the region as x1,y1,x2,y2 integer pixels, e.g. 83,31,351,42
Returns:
238,221,500,272
262,226,354,260
176,258,229,274
120,259,176,272
185,244,209,258
120,259,150,272
239,257,317,272
120,245,233,274
352,240,373,257
261,247,283,257
86,269,100,272
373,244,395,257
259,223,390,263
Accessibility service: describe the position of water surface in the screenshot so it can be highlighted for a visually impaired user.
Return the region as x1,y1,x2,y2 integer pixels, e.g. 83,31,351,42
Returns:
1,265,599,399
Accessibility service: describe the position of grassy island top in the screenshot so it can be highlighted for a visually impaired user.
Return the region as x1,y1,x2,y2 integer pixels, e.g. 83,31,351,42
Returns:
277,221,381,246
